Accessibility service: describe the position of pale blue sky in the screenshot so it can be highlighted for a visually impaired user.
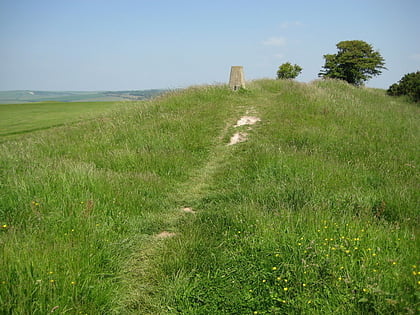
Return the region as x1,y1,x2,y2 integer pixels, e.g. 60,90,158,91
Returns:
0,0,419,90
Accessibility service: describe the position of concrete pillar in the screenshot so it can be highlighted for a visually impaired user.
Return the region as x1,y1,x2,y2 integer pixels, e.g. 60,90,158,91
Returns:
229,66,245,90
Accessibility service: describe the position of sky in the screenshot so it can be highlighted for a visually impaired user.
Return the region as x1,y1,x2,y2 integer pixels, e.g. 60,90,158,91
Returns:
0,0,419,91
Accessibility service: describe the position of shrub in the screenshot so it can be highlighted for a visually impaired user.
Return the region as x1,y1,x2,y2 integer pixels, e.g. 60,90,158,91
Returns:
387,71,420,102
277,62,302,80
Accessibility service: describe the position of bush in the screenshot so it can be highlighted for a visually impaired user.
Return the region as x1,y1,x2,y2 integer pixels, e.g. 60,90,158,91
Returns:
387,71,420,102
277,62,302,80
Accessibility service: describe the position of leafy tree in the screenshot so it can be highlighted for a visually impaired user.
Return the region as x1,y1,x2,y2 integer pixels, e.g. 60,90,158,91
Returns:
318,40,386,86
277,62,302,79
387,71,420,102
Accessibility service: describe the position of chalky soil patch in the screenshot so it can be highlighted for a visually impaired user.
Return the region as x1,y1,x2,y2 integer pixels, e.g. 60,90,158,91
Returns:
181,207,196,214
234,116,261,127
228,115,261,145
228,132,248,145
155,231,176,239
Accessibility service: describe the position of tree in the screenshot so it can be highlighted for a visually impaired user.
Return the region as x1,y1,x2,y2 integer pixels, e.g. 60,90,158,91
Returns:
277,62,302,79
318,40,386,86
387,71,420,102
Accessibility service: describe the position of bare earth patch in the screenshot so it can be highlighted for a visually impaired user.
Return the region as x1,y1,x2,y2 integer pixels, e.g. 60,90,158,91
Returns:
155,231,176,239
182,207,196,214
227,115,261,145
228,132,248,145
234,116,261,127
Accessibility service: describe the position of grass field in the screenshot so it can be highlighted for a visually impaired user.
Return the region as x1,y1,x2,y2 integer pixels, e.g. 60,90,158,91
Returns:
0,101,133,139
0,79,419,314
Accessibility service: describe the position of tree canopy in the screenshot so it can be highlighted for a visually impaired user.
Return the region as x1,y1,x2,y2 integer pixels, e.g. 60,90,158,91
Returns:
318,40,386,86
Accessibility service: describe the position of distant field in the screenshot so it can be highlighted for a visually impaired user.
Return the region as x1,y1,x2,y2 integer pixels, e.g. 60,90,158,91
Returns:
0,101,131,138
0,89,166,104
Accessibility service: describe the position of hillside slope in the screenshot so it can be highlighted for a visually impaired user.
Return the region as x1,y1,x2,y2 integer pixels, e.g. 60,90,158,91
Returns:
1,80,419,314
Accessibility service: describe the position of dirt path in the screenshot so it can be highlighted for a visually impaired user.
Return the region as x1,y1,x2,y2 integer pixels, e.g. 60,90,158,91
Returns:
117,111,261,313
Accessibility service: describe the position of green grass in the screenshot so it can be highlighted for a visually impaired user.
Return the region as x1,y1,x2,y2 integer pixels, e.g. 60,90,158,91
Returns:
0,101,130,139
0,80,419,314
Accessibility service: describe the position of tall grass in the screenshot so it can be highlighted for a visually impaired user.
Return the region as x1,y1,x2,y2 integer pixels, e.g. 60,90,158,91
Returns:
0,86,239,314
134,80,419,314
1,80,418,314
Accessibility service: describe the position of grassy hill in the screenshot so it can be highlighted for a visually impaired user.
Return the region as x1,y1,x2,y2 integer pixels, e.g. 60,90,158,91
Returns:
0,79,419,314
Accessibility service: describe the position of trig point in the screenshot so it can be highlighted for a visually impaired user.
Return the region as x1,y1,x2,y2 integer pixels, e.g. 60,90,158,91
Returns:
229,66,245,91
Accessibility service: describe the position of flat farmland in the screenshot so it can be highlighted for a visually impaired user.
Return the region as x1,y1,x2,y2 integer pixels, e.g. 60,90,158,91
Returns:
0,101,130,139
